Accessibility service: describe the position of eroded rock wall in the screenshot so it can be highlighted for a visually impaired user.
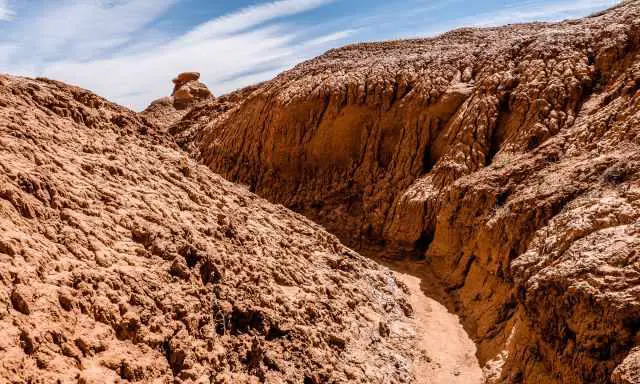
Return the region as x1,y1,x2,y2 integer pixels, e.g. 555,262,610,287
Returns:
186,1,640,382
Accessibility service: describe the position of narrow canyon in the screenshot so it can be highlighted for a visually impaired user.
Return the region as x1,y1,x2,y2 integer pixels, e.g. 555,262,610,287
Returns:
1,1,640,383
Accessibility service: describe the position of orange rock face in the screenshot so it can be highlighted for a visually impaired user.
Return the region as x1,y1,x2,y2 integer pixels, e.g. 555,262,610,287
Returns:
182,2,640,383
0,75,423,382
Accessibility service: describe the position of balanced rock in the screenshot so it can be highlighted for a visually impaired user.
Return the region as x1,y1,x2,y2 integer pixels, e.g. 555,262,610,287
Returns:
142,72,214,127
171,72,213,109
173,71,200,85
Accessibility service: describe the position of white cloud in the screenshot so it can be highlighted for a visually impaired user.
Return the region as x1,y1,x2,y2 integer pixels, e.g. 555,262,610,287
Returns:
303,29,358,47
179,0,335,42
8,0,178,62
1,0,346,110
462,0,621,27
415,0,621,38
0,0,14,21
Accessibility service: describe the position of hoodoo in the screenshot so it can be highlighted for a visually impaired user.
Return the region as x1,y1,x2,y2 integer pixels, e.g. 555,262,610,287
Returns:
142,72,214,129
171,72,213,109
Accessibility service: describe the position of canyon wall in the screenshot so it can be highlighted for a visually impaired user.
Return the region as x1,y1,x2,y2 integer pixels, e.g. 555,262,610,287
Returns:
180,1,640,382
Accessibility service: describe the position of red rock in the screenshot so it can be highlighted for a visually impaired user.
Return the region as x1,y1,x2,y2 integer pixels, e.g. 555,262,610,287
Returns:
143,72,213,126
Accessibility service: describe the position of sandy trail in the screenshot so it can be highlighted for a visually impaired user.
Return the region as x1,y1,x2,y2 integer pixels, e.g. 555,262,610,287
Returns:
394,272,483,384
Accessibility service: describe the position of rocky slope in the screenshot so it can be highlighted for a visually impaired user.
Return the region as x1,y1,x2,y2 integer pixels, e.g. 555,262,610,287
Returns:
172,1,640,382
0,75,432,383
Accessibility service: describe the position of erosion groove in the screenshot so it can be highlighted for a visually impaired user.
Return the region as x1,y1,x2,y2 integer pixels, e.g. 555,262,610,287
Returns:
171,2,640,383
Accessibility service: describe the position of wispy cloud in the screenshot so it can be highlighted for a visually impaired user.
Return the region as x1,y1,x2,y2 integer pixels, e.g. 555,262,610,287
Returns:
412,0,621,38
461,0,621,27
7,0,178,62
303,29,358,47
1,0,346,110
0,0,619,110
179,0,335,42
0,0,14,21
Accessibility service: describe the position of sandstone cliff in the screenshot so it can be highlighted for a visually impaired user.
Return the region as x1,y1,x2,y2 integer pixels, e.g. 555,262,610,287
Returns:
177,1,640,382
0,75,425,383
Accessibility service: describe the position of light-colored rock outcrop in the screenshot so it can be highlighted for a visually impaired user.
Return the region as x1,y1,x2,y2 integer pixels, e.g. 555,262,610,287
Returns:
613,347,640,384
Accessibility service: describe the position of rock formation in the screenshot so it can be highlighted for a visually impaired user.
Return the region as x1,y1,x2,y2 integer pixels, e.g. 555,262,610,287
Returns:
173,1,640,382
0,75,426,383
142,72,214,129
171,72,213,109
613,348,640,384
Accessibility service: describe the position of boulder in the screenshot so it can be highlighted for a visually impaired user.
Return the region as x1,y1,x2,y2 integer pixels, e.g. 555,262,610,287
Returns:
142,72,214,126
173,72,200,85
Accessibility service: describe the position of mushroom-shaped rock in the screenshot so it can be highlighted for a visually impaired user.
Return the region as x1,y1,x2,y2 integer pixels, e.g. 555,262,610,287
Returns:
142,72,214,126
170,72,213,109
172,72,203,95
173,81,212,109
173,72,200,85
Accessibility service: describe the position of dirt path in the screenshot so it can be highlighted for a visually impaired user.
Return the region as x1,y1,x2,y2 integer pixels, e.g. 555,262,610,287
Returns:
394,272,483,384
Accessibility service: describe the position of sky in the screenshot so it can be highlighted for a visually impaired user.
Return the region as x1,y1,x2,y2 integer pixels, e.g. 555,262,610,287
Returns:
0,0,621,110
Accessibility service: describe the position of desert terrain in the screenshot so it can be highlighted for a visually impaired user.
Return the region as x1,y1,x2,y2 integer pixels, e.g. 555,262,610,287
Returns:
2,1,640,383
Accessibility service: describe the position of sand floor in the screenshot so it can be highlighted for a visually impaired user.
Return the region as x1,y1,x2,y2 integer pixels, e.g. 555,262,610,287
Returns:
395,272,483,384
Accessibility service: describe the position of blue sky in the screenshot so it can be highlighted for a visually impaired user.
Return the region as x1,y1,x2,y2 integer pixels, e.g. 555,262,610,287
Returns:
0,0,620,110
